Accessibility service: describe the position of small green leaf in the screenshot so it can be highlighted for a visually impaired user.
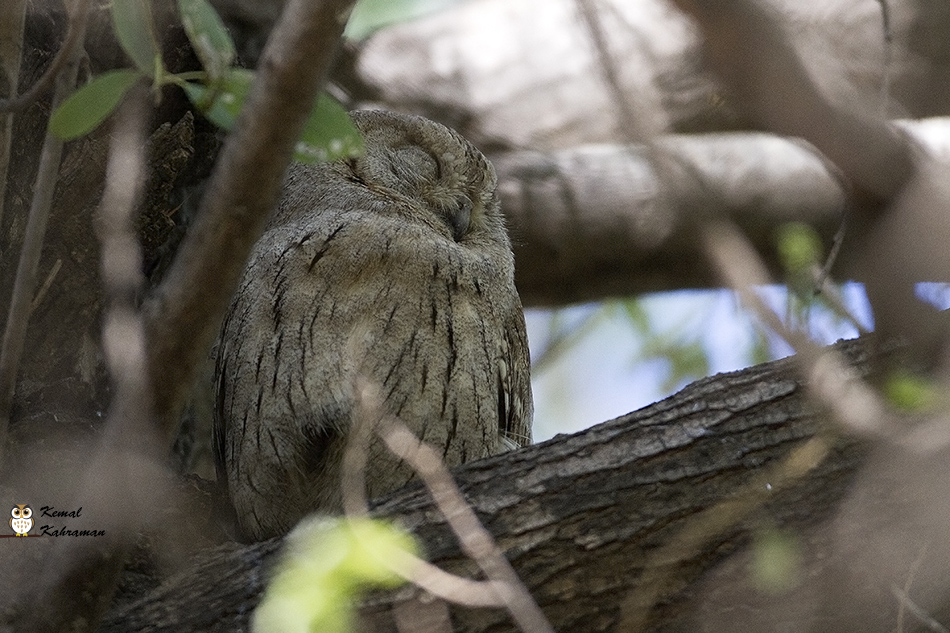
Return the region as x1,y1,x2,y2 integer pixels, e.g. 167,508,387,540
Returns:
751,528,800,593
111,0,162,77
50,70,141,140
183,67,252,130
177,0,236,84
294,94,364,164
617,298,650,334
884,369,938,413
776,222,822,278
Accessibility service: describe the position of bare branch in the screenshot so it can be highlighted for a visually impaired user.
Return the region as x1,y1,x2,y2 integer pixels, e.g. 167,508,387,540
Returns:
702,220,894,440
669,0,914,205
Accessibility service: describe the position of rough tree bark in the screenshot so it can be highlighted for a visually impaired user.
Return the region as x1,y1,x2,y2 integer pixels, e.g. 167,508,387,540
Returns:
98,338,945,633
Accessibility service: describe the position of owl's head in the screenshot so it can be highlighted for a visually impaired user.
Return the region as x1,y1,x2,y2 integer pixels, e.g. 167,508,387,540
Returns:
11,505,31,520
346,110,502,244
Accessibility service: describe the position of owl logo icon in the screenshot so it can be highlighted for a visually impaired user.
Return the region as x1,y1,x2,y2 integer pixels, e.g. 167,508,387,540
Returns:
10,505,33,536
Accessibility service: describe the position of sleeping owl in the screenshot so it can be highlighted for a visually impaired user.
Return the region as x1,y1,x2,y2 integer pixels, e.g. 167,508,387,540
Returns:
214,110,533,541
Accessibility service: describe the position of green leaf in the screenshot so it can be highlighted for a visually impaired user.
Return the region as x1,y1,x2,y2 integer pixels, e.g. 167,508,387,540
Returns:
776,222,822,278
617,298,650,334
294,94,364,163
50,70,141,140
111,0,161,77
177,0,235,84
884,369,938,413
344,0,458,41
182,67,252,130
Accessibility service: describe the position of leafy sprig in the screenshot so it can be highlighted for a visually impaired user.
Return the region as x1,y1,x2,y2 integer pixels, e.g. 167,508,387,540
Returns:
50,0,363,164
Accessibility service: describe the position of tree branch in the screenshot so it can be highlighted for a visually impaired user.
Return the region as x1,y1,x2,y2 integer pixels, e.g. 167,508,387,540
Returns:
103,340,877,633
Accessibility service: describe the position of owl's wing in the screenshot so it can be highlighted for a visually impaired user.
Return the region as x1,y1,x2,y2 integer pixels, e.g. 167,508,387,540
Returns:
499,307,533,448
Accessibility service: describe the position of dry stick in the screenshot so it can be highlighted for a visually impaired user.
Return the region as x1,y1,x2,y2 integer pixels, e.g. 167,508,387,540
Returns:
340,378,519,609
0,0,91,468
143,0,357,445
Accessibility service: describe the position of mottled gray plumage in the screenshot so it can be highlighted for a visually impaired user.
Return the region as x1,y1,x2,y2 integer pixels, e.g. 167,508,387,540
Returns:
213,110,532,541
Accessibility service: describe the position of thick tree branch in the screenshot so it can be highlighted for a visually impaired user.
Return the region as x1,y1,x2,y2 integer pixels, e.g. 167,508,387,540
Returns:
104,340,884,633
498,119,949,307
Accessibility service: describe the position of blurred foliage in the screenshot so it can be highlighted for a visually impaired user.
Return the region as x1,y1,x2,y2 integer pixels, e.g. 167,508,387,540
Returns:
253,517,418,633
750,526,801,593
616,297,710,393
345,0,463,40
884,369,938,413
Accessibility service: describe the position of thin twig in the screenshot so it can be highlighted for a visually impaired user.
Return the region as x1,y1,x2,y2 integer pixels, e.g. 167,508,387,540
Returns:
0,0,90,468
703,220,894,439
892,585,950,633
896,540,931,633
30,258,62,312
877,0,892,119
575,0,651,142
341,378,521,609
376,418,555,633
0,0,93,114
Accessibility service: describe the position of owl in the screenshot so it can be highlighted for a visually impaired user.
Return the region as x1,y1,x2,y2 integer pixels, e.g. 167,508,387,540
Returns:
10,505,33,536
214,110,533,541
